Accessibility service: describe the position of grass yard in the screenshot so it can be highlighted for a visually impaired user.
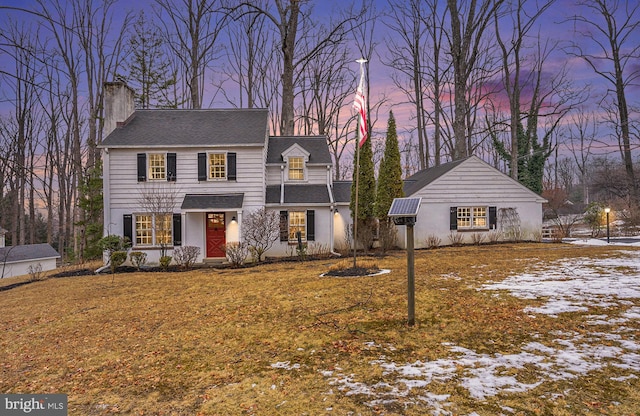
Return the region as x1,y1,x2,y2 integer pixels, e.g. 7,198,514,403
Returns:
1,243,639,415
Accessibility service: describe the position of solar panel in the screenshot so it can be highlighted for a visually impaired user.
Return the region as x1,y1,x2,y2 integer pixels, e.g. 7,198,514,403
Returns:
387,197,422,217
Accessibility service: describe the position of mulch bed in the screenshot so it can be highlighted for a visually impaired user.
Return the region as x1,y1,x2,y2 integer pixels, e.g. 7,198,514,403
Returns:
323,267,381,277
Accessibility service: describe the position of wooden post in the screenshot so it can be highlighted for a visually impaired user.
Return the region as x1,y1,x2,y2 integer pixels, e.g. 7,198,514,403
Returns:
407,222,415,326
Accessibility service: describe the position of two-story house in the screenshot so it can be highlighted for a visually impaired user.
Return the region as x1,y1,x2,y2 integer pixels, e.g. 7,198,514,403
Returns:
99,82,347,264
100,82,546,264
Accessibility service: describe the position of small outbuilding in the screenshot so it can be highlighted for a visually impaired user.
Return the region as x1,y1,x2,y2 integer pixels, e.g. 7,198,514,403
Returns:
398,156,547,248
0,243,61,279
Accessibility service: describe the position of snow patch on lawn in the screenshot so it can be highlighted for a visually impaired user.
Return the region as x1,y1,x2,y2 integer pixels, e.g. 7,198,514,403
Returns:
317,250,640,415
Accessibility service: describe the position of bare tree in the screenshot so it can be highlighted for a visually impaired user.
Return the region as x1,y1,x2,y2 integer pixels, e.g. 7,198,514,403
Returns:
447,0,504,159
493,0,555,180
0,20,41,246
299,42,355,179
385,0,432,169
220,0,278,111
137,185,179,258
491,36,580,194
570,0,640,200
241,207,280,262
154,0,228,109
231,0,363,135
567,110,599,204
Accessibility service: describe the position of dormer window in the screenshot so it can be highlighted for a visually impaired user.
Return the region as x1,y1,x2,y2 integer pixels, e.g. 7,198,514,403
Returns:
288,156,304,180
282,143,309,182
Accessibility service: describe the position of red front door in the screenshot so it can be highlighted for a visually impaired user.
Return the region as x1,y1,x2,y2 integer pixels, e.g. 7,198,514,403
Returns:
206,212,226,258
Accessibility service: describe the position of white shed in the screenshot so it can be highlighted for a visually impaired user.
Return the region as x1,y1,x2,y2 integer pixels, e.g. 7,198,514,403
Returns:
397,156,547,248
0,244,61,279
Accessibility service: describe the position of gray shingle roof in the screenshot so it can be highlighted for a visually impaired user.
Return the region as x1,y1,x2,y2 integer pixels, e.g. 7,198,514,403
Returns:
266,185,332,204
266,136,332,164
403,157,469,196
100,109,269,148
0,244,60,264
332,181,352,203
181,193,244,210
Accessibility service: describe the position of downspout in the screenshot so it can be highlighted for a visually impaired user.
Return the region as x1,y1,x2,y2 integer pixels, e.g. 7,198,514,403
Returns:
280,165,285,204
102,148,111,267
327,165,340,256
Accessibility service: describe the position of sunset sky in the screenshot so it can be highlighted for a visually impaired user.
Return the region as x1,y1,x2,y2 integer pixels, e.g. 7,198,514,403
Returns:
1,0,637,162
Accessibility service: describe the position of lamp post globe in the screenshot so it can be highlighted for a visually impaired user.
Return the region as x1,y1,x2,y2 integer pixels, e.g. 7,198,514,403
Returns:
604,207,611,244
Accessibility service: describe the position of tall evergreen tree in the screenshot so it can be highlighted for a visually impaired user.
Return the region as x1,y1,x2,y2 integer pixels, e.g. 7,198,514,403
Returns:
375,111,404,219
120,11,176,109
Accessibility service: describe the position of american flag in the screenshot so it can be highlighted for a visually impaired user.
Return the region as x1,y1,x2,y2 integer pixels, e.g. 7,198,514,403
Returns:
353,83,368,148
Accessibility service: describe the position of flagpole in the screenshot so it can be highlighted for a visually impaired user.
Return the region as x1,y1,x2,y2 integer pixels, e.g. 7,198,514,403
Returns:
353,58,367,269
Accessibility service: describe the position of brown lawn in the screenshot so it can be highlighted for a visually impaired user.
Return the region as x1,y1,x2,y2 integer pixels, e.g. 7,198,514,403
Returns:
1,243,639,415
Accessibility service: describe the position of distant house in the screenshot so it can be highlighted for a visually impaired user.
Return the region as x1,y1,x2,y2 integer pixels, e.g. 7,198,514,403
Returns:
0,243,61,279
99,82,347,264
397,156,547,248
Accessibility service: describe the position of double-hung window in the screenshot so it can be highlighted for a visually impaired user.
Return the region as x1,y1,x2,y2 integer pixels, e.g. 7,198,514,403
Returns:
288,211,306,241
280,210,315,242
148,153,166,180
136,215,153,245
209,153,226,179
288,156,304,180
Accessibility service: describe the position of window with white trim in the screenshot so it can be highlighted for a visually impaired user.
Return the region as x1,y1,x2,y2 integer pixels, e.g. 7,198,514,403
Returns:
288,156,305,180
288,211,306,241
148,153,166,180
209,153,226,179
135,213,172,246
457,206,488,229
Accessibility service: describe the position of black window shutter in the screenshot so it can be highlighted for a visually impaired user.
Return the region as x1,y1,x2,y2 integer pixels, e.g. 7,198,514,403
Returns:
167,153,177,182
172,213,182,246
123,214,133,243
307,210,315,241
279,211,289,241
227,152,237,181
449,207,458,230
489,206,497,229
137,153,146,182
198,152,207,181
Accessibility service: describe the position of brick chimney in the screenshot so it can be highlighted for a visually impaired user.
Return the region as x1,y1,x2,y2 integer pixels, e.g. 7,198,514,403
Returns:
103,81,135,138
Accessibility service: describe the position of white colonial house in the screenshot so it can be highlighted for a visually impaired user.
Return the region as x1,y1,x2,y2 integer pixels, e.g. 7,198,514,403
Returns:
395,156,547,248
99,82,350,264
99,82,546,264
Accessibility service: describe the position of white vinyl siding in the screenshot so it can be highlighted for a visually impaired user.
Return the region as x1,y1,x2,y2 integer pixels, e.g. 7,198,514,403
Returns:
107,147,266,210
394,157,545,249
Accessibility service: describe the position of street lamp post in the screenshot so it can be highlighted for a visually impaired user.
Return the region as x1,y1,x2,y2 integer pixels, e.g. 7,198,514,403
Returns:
604,207,610,243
